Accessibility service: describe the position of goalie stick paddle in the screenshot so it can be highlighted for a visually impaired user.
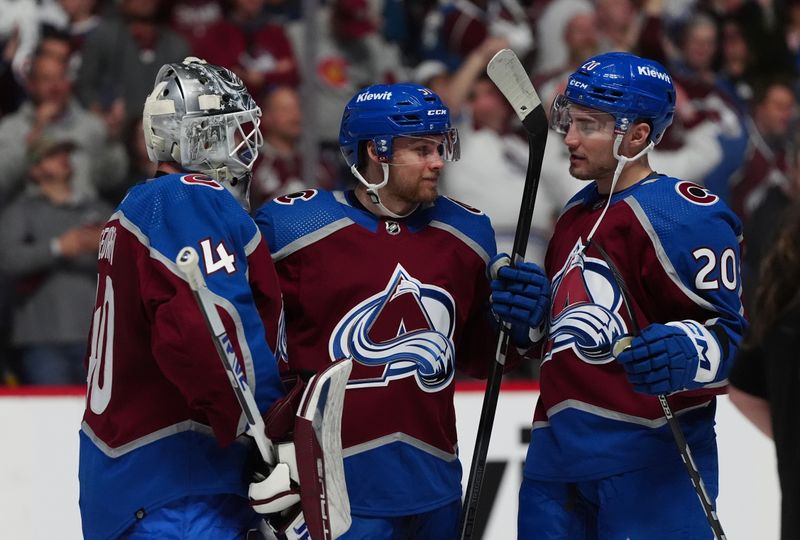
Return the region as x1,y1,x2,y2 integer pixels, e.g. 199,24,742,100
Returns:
594,242,727,540
459,49,548,540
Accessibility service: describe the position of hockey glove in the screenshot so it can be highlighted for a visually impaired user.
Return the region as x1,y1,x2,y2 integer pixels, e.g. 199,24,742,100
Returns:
249,375,306,515
616,322,718,395
489,253,550,347
249,441,301,514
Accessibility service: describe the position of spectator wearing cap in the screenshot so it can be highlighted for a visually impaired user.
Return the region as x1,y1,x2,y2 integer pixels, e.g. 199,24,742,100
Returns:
0,138,112,385
0,52,128,205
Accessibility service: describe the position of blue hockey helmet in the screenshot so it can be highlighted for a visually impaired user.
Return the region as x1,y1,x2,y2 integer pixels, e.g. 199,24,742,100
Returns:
551,52,676,144
339,83,459,169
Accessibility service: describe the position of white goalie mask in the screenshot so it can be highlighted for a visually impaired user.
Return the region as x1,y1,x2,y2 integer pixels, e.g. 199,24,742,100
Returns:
142,57,263,209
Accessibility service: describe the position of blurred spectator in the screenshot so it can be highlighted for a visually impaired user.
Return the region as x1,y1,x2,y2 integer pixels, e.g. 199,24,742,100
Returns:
285,0,407,148
0,52,128,204
75,0,190,131
594,0,639,52
532,0,593,76
666,12,748,200
37,25,73,65
733,0,795,82
251,85,335,208
184,0,300,97
0,138,111,385
100,115,155,206
0,0,40,83
671,12,718,83
421,0,533,71
535,6,599,110
717,15,755,115
730,79,797,223
170,0,224,49
49,0,103,75
728,204,800,540
411,59,450,98
0,20,25,117
442,71,579,264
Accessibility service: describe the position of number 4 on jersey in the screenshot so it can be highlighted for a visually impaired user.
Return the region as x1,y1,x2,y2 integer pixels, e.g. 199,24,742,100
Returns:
200,239,237,275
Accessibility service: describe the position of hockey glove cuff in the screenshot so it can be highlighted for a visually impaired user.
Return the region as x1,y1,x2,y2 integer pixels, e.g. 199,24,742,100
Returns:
488,253,550,346
615,321,722,395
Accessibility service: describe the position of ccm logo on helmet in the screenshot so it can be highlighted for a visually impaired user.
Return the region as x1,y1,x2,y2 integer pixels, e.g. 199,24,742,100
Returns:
356,91,393,102
568,79,588,89
427,109,447,115
637,66,672,83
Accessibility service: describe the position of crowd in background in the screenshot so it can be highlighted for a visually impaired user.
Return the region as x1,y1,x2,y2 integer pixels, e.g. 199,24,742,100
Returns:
1,0,799,385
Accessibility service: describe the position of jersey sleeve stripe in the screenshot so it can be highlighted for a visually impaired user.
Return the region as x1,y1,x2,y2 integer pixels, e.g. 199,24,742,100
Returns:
272,217,354,261
429,220,490,264
624,197,718,312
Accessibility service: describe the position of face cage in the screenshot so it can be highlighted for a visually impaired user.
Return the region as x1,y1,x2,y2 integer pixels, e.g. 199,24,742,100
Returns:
180,108,263,177
550,94,625,139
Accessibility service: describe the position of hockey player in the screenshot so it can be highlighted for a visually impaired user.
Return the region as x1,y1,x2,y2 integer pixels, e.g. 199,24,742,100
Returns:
491,52,747,538
78,58,298,539
254,83,546,538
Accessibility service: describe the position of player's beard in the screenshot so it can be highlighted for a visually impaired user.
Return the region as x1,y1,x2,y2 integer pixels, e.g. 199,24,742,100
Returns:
569,161,615,183
396,176,439,204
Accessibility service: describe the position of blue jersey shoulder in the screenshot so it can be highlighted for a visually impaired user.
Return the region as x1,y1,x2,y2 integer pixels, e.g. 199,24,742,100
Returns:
625,175,742,244
432,196,497,261
255,189,350,254
119,172,257,262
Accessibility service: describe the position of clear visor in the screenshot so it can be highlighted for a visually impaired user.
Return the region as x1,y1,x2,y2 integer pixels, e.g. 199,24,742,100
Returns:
394,128,460,163
550,95,616,139
180,108,263,176
344,127,460,168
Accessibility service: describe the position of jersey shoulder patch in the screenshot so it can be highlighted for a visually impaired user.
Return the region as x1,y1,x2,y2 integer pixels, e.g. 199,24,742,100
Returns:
622,176,742,278
626,175,740,236
255,189,349,254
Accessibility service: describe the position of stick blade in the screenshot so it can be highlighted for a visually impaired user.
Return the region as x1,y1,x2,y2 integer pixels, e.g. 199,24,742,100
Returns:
486,49,541,124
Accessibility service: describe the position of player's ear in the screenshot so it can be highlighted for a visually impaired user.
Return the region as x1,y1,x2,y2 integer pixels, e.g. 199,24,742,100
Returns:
365,141,381,162
628,121,651,151
365,140,391,164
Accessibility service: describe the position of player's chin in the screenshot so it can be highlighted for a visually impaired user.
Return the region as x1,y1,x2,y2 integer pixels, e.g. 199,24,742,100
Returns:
416,181,439,202
568,165,595,181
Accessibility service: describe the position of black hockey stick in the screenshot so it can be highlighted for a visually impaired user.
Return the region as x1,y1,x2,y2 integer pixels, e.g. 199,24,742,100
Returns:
595,242,727,540
459,49,548,540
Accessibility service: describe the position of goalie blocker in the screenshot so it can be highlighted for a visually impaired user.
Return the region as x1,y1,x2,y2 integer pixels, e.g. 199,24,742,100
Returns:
248,358,353,540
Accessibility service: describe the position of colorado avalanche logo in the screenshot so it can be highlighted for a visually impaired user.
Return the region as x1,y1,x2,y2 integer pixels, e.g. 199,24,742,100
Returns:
546,241,628,365
329,264,456,392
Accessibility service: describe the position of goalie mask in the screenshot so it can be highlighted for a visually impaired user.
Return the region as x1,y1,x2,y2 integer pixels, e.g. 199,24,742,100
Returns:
142,57,263,209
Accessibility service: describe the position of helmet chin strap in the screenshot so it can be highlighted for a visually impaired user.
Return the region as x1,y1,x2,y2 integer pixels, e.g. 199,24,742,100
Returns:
350,163,418,219
201,164,252,211
584,134,654,246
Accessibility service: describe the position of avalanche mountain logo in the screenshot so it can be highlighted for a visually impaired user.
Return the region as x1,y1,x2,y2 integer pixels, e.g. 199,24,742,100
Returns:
329,264,456,392
545,240,629,365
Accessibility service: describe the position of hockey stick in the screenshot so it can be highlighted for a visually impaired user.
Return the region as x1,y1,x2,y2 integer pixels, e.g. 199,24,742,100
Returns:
175,247,275,464
459,49,548,540
596,243,727,540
